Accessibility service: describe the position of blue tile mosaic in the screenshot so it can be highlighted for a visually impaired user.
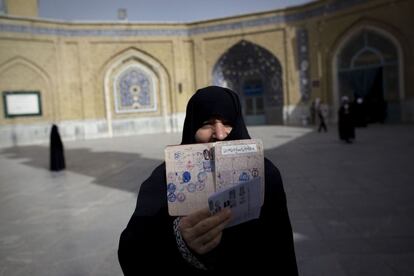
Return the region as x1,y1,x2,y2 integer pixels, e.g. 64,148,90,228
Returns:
115,67,155,112
297,28,311,101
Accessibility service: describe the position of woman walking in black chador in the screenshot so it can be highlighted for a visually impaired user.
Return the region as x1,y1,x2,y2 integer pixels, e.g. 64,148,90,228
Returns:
50,124,65,171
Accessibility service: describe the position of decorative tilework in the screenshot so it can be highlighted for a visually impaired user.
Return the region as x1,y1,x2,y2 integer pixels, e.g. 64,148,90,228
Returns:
0,23,189,36
296,28,311,101
0,0,368,37
114,66,156,113
212,40,283,107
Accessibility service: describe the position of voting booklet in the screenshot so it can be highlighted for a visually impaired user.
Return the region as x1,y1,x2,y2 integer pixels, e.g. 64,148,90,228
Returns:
164,139,264,217
208,177,262,228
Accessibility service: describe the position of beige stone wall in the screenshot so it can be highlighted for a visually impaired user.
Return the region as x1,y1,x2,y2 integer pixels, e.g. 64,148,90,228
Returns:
92,40,174,117
5,0,38,18
59,41,83,120
1,0,413,146
301,0,414,117
0,22,195,127
0,36,57,124
180,40,196,110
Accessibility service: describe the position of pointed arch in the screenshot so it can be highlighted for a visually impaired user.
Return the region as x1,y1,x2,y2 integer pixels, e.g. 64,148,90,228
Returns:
212,40,284,125
0,56,52,90
102,47,173,136
0,56,54,120
331,21,405,122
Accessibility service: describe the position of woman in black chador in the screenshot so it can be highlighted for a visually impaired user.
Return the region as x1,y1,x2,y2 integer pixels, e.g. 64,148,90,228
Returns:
338,96,355,143
118,86,298,274
49,124,65,171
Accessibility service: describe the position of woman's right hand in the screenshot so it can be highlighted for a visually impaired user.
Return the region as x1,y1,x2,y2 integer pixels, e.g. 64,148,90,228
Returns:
178,208,231,255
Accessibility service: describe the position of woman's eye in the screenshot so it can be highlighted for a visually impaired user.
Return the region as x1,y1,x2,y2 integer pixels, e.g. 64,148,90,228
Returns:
201,124,212,129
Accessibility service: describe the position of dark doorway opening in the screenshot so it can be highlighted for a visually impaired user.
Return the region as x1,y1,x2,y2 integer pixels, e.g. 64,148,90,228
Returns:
339,67,386,124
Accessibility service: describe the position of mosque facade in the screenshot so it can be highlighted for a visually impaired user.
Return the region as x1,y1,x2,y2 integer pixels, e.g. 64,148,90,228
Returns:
0,0,413,147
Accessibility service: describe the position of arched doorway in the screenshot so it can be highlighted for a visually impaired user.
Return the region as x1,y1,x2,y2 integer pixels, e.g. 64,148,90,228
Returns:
243,79,265,125
336,27,402,123
212,40,283,125
103,48,172,137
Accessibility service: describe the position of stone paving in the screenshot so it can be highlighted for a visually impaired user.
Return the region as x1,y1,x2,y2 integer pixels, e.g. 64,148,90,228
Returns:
0,124,413,275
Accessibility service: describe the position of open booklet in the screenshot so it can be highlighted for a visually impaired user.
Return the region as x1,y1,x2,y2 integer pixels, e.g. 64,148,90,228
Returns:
165,139,265,226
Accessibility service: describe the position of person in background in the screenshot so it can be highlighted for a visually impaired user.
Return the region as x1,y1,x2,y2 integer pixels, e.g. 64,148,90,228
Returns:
118,86,298,274
338,96,355,143
50,124,66,171
316,98,328,132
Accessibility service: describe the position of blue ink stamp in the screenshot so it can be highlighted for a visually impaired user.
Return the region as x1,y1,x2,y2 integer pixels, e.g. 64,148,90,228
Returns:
239,172,250,182
186,183,196,193
182,171,191,183
167,183,176,193
197,171,207,183
177,192,186,202
168,193,176,202
196,182,205,191
203,161,212,172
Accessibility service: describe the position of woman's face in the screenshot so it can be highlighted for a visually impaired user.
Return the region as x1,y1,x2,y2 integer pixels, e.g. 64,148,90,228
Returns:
194,118,232,143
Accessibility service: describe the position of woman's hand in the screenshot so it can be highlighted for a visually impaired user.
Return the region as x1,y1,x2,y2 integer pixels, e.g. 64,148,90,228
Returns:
178,208,231,255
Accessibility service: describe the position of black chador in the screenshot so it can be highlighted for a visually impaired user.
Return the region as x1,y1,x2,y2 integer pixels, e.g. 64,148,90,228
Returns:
50,124,65,171
118,86,298,274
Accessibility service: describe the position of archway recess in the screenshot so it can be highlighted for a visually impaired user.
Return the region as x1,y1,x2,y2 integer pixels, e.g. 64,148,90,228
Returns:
332,25,404,123
103,48,172,136
212,40,284,125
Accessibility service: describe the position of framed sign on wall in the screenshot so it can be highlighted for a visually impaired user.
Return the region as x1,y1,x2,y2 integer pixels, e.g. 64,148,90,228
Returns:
2,91,42,118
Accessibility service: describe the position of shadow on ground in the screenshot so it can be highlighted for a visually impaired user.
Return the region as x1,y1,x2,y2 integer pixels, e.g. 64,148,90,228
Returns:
262,124,414,276
1,124,414,275
0,146,161,193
